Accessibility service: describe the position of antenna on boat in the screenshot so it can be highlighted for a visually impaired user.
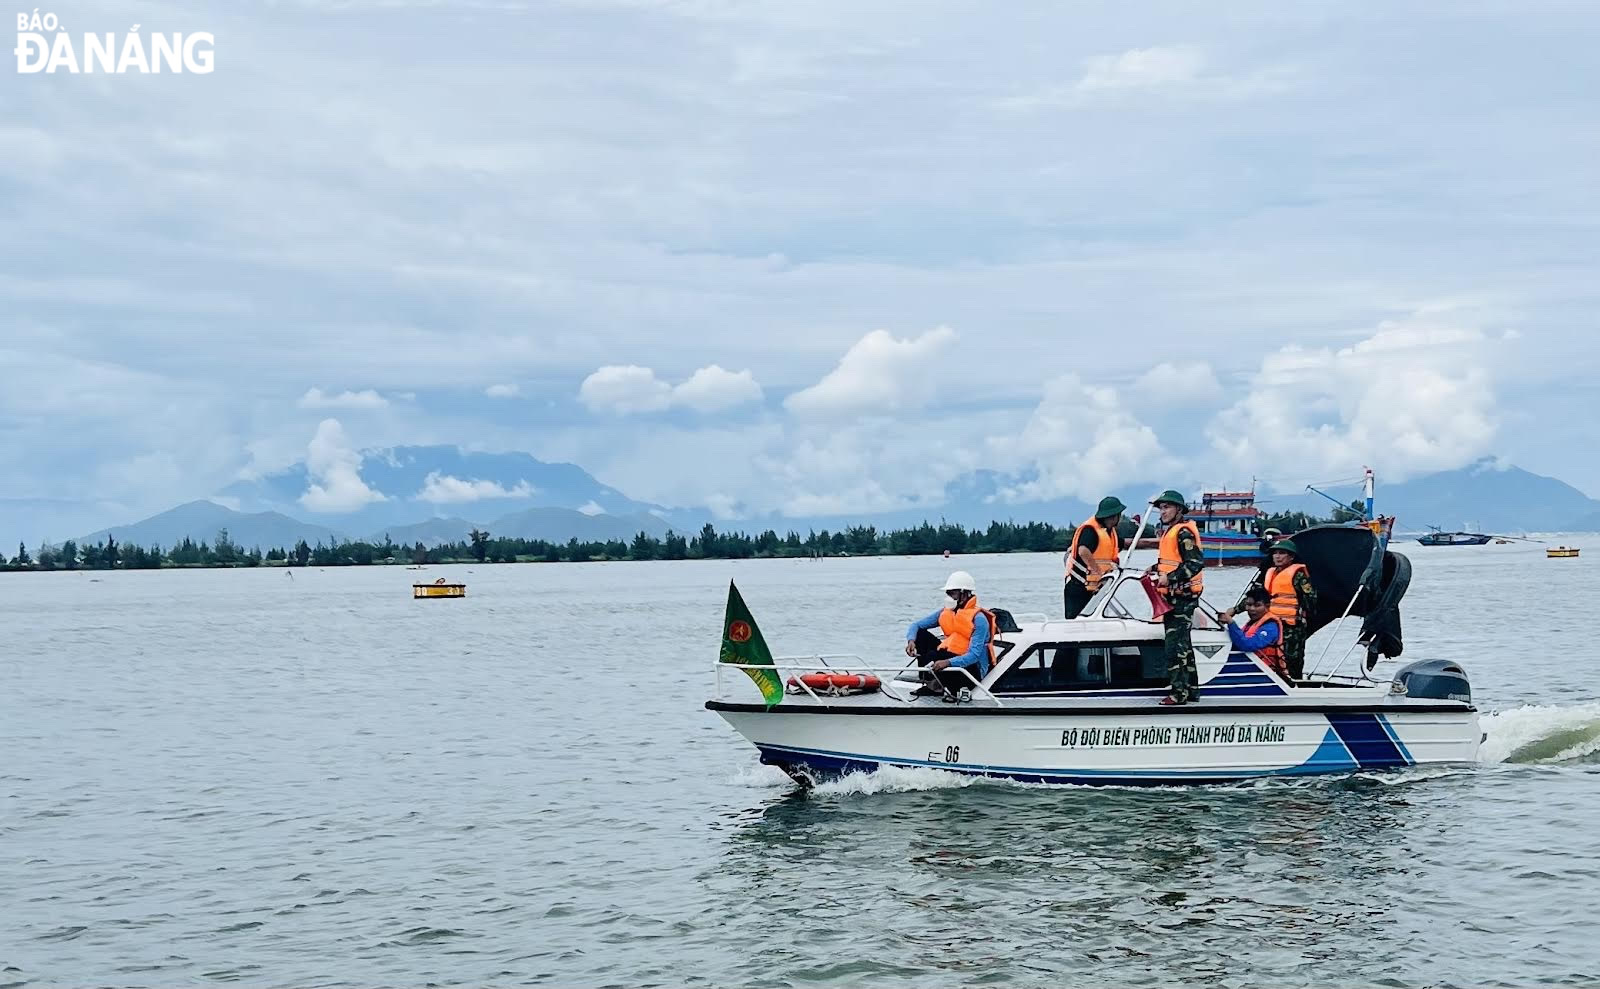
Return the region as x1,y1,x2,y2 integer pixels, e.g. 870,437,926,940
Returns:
1120,491,1160,571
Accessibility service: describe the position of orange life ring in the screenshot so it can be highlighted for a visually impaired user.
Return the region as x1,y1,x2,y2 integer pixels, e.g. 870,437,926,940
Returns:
787,672,882,695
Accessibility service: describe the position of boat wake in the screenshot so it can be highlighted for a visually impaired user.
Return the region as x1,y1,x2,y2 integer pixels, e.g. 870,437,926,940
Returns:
1480,701,1600,765
809,765,984,797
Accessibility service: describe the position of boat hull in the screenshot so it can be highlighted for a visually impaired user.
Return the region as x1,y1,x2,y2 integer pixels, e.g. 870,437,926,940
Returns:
710,702,1480,786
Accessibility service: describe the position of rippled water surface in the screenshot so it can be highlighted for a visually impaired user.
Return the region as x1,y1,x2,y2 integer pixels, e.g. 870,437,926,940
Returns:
4,542,1599,987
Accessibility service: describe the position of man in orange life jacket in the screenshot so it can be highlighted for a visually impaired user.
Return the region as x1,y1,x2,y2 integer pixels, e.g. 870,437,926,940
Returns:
1256,538,1316,678
1222,586,1287,677
904,571,994,700
1063,496,1126,619
1147,489,1206,705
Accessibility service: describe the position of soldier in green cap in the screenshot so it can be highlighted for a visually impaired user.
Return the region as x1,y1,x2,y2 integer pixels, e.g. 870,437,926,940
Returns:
1063,495,1127,618
1149,489,1206,704
1225,537,1316,678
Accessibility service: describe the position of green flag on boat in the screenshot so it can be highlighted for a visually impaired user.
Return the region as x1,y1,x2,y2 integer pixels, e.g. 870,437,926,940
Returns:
720,581,783,707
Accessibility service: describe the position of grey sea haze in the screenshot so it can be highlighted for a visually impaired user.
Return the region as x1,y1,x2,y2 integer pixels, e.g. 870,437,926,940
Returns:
3,542,1599,987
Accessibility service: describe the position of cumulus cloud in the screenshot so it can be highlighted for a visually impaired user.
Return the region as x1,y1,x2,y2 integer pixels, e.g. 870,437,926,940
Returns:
993,374,1175,503
298,387,389,410
1078,46,1205,92
579,365,674,414
578,363,763,415
299,419,389,512
484,383,521,398
785,327,957,418
1207,315,1500,482
415,472,536,504
577,500,604,516
672,364,764,412
1132,361,1224,410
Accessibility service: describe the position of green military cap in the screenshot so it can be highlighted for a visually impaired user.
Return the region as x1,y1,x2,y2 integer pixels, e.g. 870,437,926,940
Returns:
1151,489,1188,509
1095,496,1127,518
1272,538,1299,555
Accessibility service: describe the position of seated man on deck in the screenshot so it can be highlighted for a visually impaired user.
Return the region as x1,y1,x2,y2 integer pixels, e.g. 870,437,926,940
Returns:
904,571,995,699
1220,586,1287,678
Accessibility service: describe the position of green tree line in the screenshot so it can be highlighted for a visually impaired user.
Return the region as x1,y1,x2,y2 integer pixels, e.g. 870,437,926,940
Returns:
3,507,1356,573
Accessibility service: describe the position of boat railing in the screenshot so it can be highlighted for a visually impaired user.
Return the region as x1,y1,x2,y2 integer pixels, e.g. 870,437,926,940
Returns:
713,654,1006,708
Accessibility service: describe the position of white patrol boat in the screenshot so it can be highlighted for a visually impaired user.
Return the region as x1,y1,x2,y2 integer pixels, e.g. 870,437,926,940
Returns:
707,525,1481,787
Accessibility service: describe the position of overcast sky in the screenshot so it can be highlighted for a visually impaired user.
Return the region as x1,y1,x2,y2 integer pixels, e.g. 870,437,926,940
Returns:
4,0,1597,539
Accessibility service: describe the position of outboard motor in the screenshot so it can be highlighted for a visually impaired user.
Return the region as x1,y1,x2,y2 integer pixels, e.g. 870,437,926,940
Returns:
1391,659,1472,704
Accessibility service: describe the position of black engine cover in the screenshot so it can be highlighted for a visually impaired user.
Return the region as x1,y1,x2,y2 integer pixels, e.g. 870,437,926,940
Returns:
1392,659,1471,704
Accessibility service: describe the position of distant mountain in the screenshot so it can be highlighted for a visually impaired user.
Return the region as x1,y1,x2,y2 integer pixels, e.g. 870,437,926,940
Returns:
490,507,672,543
78,500,345,550
374,517,479,547
1562,511,1600,533
735,461,1600,539
60,452,1600,555
368,508,675,547
1299,460,1600,533
218,444,704,535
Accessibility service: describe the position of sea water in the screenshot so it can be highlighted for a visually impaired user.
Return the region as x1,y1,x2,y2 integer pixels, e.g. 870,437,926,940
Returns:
2,542,1597,986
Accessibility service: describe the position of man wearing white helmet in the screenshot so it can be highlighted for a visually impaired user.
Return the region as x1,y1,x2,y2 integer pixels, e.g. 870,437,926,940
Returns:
903,571,996,699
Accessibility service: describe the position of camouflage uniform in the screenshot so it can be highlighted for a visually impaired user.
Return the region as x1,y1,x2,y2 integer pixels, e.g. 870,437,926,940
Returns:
1282,567,1318,679
1162,521,1206,702
1238,559,1319,679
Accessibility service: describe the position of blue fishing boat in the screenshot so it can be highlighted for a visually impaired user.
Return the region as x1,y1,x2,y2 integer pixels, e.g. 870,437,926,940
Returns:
1189,488,1264,566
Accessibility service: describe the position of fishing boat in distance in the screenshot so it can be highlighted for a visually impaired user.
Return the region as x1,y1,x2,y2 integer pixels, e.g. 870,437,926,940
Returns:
709,524,1480,787
1190,488,1264,567
1418,527,1493,547
1547,546,1580,559
1132,487,1263,566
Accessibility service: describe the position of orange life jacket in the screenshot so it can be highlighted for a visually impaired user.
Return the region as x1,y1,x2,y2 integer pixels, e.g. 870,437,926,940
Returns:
938,596,997,668
1265,563,1308,625
1156,519,1204,597
1065,517,1121,591
1245,614,1286,676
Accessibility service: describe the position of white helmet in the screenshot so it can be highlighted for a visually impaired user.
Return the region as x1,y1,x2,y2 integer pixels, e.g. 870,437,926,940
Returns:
943,570,976,593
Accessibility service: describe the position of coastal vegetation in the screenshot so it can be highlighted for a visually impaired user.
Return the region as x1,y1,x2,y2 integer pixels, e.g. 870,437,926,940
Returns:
2,505,1358,573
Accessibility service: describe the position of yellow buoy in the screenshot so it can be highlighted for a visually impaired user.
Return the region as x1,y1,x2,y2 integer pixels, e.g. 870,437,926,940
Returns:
413,577,467,598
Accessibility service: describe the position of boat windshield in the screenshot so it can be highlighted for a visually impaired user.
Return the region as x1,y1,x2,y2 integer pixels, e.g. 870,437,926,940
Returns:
1089,571,1222,629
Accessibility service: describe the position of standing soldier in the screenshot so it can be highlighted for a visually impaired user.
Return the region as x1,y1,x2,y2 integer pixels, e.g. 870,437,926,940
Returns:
1261,538,1317,679
1149,489,1206,705
1063,496,1126,618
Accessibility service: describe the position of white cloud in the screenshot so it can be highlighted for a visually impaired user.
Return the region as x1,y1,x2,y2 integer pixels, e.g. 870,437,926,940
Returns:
484,383,521,398
578,365,673,414
299,419,389,512
578,363,763,415
1207,313,1500,482
672,365,763,412
992,374,1175,503
1132,361,1224,410
415,471,536,504
784,327,957,418
298,387,389,410
1078,46,1205,92
577,500,604,516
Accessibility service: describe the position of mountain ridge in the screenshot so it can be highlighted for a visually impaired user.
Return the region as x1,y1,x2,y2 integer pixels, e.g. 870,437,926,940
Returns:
64,454,1600,551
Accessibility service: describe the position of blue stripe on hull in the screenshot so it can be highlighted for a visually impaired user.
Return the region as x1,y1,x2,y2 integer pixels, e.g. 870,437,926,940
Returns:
1326,713,1410,768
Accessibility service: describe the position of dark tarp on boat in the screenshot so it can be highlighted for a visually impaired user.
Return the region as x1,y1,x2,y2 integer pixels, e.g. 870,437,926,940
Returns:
1282,524,1408,663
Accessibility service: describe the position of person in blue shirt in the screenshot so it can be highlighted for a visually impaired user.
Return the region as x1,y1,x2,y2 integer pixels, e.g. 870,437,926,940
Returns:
904,571,995,699
1220,586,1287,677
